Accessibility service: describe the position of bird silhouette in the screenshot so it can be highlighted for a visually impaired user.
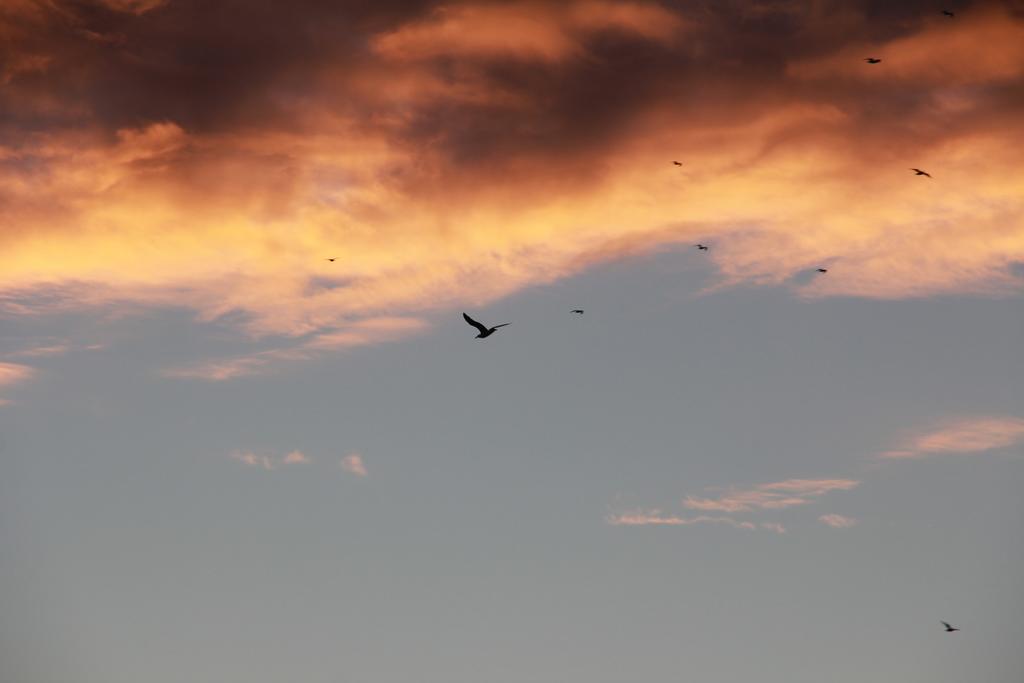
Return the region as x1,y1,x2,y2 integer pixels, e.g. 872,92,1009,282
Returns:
463,312,510,339
941,621,960,633
817,268,828,273
672,161,682,166
326,257,337,262
942,10,955,17
695,244,709,251
911,168,932,178
571,309,584,314
865,57,882,64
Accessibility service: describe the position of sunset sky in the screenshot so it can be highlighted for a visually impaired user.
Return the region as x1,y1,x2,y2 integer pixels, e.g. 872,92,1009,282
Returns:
1,1,1023,681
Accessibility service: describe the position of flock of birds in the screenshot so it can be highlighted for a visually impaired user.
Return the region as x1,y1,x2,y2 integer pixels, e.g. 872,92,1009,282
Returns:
335,8,965,637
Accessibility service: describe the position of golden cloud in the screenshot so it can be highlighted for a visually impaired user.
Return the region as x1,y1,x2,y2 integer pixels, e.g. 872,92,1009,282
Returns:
0,1,1021,362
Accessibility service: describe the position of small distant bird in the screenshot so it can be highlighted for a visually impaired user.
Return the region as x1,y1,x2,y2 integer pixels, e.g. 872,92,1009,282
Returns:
941,621,960,633
672,161,682,166
817,268,828,273
865,57,882,64
462,312,510,339
571,309,584,314
911,168,932,178
942,10,955,18
326,257,336,262
696,244,709,251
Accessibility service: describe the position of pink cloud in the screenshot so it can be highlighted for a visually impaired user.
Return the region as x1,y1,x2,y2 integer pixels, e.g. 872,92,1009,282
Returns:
881,416,1024,459
229,450,275,470
229,448,311,470
341,453,368,477
282,450,311,465
8,344,70,358
606,509,756,530
819,514,858,528
683,478,860,512
0,362,35,386
760,522,787,534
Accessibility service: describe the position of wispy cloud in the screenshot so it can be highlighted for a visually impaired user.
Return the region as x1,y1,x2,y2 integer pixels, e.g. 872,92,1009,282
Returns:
606,509,756,530
0,362,35,387
229,449,312,470
881,416,1024,459
373,1,685,62
341,453,368,477
819,514,858,528
611,476,857,533
164,317,428,380
683,478,861,513
230,450,276,470
7,344,70,358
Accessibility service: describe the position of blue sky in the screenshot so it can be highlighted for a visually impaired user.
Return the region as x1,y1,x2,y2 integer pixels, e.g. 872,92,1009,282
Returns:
3,249,1022,682
1,2,1023,682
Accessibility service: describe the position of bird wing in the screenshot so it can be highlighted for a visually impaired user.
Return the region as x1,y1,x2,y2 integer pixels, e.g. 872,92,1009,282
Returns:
941,621,953,629
491,323,511,329
462,313,488,334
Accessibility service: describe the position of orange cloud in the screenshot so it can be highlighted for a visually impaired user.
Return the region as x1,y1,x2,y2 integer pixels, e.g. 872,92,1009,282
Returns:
683,478,860,512
372,1,685,62
1,1,1022,362
819,514,857,528
341,453,368,477
881,416,1024,459
789,7,1024,86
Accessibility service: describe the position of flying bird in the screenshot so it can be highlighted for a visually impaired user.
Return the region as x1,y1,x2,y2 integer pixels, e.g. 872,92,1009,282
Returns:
942,10,955,17
817,268,828,273
911,168,932,178
672,161,682,166
695,244,709,251
462,312,510,339
326,257,337,262
864,57,882,64
571,309,584,314
941,621,960,633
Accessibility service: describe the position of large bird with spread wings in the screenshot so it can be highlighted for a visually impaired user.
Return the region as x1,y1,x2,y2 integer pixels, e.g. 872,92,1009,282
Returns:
463,313,510,339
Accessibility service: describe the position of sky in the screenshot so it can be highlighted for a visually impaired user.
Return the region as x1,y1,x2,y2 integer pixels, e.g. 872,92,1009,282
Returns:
1,1,1022,681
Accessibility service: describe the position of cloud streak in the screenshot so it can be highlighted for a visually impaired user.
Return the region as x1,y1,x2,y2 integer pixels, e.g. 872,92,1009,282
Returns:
606,509,757,530
0,361,35,386
229,449,312,470
819,514,858,528
164,317,428,380
683,478,861,513
881,416,1024,459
